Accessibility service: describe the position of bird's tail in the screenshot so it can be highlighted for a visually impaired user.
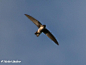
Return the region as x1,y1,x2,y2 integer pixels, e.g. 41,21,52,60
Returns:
35,31,41,37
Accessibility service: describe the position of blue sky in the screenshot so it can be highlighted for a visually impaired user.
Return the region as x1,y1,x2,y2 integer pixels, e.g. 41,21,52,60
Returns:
0,0,86,65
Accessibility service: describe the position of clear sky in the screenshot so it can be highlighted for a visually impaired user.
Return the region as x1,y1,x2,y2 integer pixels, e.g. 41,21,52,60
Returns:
0,0,86,65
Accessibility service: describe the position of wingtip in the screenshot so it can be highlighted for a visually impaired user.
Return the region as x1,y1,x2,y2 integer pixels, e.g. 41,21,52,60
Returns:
57,44,59,46
56,43,59,46
24,14,27,15
56,42,59,46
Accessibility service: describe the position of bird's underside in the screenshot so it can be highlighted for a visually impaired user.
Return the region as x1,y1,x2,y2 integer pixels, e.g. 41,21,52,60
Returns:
35,25,45,37
25,14,59,45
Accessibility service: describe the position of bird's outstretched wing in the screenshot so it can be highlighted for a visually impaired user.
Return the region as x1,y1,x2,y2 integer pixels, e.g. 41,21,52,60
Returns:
25,14,42,28
43,29,59,45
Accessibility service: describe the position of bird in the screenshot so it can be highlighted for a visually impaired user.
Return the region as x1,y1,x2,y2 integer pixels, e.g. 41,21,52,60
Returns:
25,14,59,45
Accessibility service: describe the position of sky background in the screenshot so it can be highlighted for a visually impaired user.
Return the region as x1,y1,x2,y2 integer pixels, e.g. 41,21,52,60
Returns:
0,0,86,65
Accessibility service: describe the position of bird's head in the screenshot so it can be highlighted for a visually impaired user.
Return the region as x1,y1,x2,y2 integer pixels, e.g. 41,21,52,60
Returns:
43,25,46,28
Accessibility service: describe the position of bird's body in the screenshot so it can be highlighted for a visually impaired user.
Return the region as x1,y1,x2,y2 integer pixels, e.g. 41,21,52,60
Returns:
35,25,46,37
25,14,59,45
37,25,45,33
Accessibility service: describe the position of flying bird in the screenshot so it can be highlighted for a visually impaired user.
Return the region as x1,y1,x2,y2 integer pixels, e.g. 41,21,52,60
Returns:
25,14,59,45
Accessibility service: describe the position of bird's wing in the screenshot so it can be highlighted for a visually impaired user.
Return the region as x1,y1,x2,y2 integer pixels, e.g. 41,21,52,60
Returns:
43,29,59,45
25,14,42,28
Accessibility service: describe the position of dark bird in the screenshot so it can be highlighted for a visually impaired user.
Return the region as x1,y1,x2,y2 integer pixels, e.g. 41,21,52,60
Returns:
25,14,59,45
